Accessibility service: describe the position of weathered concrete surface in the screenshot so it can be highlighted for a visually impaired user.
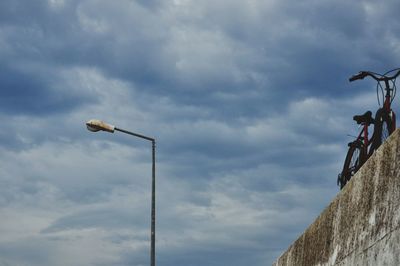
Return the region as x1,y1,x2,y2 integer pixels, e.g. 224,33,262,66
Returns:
273,129,400,266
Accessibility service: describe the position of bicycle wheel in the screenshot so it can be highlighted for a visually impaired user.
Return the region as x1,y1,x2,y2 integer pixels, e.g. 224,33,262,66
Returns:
371,108,395,151
338,141,364,189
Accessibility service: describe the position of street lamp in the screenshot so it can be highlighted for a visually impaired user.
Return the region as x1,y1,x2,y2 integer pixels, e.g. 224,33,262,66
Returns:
86,119,156,266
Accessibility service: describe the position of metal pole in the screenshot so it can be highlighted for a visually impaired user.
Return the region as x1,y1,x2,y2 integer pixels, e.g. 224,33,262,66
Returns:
151,140,156,266
115,127,155,142
114,127,156,266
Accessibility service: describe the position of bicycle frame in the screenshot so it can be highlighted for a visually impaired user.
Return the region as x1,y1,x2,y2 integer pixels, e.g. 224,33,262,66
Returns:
354,119,373,161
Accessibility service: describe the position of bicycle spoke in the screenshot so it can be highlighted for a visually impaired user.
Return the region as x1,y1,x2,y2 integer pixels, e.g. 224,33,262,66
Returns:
350,149,360,172
382,122,389,142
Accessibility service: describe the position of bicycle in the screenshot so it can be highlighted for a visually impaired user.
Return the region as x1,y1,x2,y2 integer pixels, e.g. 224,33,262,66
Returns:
337,68,400,189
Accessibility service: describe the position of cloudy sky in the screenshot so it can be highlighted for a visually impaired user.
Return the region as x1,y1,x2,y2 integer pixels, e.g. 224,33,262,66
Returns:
1,0,400,265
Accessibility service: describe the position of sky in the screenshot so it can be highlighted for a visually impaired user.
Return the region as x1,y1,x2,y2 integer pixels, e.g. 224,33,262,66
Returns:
1,0,400,265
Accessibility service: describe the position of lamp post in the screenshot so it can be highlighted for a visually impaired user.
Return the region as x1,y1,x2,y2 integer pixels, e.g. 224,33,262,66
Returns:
86,119,156,266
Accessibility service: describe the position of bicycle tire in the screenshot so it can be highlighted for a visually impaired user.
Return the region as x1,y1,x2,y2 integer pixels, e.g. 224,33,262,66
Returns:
338,141,364,189
371,108,395,152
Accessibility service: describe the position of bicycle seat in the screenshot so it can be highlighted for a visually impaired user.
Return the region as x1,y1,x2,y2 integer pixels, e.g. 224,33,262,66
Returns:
353,111,374,125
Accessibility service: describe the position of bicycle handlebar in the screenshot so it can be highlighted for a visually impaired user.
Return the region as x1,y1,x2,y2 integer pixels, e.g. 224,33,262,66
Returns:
349,69,400,83
349,72,368,82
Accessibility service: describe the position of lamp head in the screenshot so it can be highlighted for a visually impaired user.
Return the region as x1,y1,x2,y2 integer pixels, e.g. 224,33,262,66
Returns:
86,119,115,133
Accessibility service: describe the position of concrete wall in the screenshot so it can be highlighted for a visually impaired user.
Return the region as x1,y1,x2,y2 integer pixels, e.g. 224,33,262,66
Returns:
273,129,400,266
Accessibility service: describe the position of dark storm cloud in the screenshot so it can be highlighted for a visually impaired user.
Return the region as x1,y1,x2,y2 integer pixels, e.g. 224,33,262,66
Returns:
74,0,397,120
0,64,94,115
0,1,49,25
1,0,395,118
0,1,99,116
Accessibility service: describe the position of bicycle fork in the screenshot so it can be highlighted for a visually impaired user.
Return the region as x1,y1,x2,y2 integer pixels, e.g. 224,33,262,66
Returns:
384,81,397,131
